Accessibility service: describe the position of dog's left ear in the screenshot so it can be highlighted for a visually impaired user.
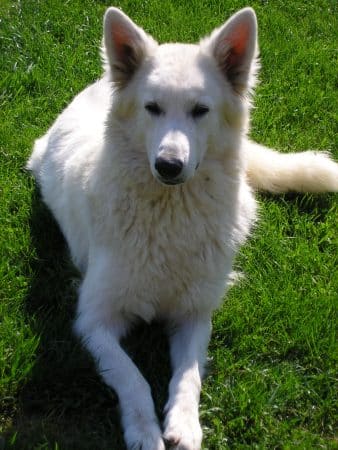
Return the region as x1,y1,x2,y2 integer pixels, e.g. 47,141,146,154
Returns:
103,8,157,86
202,8,259,94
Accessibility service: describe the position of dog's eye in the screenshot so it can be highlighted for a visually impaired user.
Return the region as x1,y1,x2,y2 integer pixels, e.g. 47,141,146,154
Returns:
191,104,209,119
145,102,163,116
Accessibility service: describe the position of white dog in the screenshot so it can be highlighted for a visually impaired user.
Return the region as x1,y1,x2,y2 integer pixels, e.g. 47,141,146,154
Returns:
27,7,338,450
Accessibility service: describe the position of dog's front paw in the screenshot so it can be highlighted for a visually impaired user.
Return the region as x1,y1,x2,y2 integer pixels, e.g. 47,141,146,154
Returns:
163,407,202,450
124,420,165,450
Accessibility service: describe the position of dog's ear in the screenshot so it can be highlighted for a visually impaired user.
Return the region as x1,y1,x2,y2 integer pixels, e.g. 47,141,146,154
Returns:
202,8,259,94
103,8,157,86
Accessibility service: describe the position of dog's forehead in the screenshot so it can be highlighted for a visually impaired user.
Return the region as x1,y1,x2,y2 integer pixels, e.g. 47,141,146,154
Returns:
146,43,209,91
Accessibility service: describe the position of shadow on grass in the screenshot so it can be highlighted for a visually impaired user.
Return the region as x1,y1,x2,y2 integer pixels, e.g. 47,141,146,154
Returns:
5,188,171,450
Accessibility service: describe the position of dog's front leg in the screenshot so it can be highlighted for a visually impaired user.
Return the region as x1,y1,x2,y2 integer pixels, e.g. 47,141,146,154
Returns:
74,259,165,450
76,316,165,450
163,315,212,450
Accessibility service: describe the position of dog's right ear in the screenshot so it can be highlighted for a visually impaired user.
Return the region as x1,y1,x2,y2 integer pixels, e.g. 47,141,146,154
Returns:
201,8,259,95
103,8,157,86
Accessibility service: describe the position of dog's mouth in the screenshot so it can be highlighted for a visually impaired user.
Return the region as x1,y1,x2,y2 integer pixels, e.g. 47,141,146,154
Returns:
157,176,185,186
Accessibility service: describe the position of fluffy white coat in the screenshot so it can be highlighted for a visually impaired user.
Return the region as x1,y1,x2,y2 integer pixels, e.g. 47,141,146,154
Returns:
28,7,338,450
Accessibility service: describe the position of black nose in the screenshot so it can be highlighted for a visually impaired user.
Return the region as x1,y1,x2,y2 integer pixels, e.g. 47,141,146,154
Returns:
155,157,183,180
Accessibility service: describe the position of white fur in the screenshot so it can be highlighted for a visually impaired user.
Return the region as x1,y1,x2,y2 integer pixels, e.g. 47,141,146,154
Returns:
27,7,338,450
244,141,338,193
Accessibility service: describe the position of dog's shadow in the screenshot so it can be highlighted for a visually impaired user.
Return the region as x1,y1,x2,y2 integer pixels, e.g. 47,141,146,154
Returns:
9,188,171,449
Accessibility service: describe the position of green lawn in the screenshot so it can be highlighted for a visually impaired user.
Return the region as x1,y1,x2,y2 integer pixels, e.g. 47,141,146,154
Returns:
1,1,337,449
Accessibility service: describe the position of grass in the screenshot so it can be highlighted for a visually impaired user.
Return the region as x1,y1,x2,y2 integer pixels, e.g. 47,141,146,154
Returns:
0,0,337,448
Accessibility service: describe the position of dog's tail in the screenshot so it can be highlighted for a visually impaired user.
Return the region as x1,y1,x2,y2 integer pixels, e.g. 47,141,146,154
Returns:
244,140,338,193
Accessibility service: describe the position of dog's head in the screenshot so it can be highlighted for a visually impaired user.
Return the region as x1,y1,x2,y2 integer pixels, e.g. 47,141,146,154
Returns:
103,7,259,186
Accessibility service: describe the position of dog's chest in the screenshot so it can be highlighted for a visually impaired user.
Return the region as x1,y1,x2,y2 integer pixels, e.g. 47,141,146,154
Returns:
113,180,231,262
94,178,249,319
